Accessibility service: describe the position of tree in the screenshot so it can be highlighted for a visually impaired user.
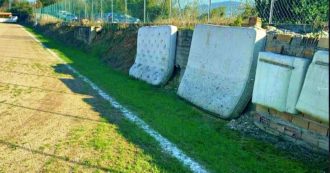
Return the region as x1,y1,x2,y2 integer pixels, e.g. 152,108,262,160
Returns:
10,1,33,22
254,0,328,27
210,6,226,18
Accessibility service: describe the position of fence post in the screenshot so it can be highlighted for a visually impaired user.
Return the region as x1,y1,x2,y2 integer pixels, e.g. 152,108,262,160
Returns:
208,0,212,23
111,0,114,23
144,0,146,23
169,0,172,23
101,0,103,21
125,0,127,23
269,0,275,24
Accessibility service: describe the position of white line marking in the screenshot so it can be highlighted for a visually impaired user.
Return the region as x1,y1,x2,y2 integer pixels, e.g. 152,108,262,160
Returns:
21,25,208,173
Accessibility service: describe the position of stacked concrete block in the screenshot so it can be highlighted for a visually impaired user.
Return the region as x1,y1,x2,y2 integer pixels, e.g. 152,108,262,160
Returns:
178,24,266,119
252,52,311,114
296,50,329,123
129,25,177,85
265,33,319,58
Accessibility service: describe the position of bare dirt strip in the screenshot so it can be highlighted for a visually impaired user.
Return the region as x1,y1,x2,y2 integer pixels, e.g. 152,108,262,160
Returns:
0,23,187,173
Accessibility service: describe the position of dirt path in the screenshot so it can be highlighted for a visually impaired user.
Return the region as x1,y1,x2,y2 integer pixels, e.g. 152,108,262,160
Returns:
0,24,185,173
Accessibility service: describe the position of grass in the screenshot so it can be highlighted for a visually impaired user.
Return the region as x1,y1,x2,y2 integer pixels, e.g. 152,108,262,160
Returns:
25,26,329,173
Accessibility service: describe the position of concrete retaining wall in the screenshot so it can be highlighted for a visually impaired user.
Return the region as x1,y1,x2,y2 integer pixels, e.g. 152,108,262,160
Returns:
178,24,266,119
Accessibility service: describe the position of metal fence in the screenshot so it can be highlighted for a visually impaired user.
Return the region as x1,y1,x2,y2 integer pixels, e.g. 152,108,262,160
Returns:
34,0,329,29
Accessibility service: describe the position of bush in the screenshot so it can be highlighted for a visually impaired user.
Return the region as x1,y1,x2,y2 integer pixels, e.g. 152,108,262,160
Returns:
10,1,33,23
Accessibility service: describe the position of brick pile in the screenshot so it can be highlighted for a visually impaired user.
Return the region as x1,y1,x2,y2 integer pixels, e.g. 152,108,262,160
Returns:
254,105,329,152
265,33,329,58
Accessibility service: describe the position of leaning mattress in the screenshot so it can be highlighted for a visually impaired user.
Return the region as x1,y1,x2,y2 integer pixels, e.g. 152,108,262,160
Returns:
296,50,329,123
129,25,177,85
178,24,266,119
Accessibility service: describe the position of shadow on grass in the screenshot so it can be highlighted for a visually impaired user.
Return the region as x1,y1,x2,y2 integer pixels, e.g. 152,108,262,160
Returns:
0,139,116,172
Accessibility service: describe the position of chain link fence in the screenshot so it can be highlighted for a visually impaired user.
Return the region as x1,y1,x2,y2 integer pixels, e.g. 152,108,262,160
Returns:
34,0,329,30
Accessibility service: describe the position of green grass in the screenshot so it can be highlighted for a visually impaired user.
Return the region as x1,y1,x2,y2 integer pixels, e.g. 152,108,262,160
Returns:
25,26,329,173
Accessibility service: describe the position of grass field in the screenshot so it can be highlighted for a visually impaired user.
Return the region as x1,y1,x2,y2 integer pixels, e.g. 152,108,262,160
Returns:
25,25,329,173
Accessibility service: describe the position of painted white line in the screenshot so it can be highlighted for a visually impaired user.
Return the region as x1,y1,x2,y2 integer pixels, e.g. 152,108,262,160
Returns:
22,25,208,173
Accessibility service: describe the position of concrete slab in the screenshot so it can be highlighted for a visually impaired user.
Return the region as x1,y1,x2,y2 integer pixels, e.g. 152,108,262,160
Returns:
129,25,177,85
252,52,311,114
296,51,329,123
177,24,266,119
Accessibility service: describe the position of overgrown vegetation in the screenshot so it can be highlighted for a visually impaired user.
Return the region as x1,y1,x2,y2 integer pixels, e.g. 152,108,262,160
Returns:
26,25,330,173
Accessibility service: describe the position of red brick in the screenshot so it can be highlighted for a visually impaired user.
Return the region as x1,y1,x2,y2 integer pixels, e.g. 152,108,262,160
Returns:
309,121,329,136
292,116,310,129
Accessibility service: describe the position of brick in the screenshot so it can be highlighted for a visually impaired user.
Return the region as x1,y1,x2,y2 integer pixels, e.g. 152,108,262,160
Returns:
265,45,283,53
301,131,319,146
256,104,269,113
318,138,329,151
302,48,315,58
269,122,285,133
283,126,301,139
277,34,293,43
317,37,329,49
270,109,293,122
254,113,261,122
292,116,310,129
248,17,262,28
308,121,329,136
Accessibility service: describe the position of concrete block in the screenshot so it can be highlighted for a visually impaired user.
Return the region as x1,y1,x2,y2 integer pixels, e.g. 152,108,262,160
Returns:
252,52,311,114
129,25,177,85
177,24,266,119
296,51,329,123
